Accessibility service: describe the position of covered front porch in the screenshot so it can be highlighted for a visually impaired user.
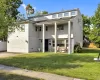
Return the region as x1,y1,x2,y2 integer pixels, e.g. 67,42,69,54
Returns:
34,17,75,54
39,38,74,53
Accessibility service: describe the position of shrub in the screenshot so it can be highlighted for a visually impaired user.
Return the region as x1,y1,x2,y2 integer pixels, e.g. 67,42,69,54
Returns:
95,43,99,48
74,43,82,53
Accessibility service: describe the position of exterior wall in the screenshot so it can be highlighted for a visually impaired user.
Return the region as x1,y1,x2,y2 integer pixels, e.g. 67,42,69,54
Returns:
7,23,29,53
37,24,74,52
38,24,73,39
73,12,83,47
28,23,39,52
0,42,7,51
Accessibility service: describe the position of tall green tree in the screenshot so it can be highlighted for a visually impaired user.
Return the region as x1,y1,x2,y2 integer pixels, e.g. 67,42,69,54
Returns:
0,0,22,19
0,0,22,41
89,3,100,47
34,11,48,16
42,11,48,14
91,4,100,27
82,14,91,36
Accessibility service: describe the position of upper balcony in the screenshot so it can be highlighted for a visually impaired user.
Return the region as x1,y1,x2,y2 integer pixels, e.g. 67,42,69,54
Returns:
29,9,79,22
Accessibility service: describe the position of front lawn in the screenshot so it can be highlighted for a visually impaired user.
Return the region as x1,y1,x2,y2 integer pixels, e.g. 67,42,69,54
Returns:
0,71,41,80
0,52,99,80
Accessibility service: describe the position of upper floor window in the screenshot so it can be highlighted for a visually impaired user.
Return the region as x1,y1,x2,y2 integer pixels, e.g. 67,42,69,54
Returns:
58,25,64,30
64,12,69,16
45,26,48,31
52,14,57,18
39,27,41,31
58,13,63,17
35,26,38,31
71,11,76,16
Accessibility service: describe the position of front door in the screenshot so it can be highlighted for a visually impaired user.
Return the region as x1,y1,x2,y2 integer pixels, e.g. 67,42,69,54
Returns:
45,39,48,52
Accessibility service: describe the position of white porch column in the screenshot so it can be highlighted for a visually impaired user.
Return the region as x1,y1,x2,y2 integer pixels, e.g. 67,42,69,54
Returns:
54,22,57,53
72,39,74,53
64,39,67,48
68,21,71,54
42,24,45,53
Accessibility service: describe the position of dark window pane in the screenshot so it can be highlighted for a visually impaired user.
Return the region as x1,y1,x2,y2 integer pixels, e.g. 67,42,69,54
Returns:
35,27,37,31
58,25,64,30
46,26,48,31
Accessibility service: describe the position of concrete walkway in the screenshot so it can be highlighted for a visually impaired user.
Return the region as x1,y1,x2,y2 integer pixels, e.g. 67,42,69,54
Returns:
0,64,81,80
0,52,21,58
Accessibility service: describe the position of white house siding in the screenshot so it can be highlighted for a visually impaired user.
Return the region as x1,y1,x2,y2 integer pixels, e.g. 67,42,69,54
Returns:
0,42,7,51
73,14,83,47
38,24,73,39
7,24,29,53
28,23,39,52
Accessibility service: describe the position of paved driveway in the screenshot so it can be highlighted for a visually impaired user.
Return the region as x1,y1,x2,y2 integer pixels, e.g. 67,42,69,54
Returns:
0,52,21,58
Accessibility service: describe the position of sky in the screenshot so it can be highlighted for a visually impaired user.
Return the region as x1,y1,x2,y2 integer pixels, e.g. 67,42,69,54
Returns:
18,0,100,17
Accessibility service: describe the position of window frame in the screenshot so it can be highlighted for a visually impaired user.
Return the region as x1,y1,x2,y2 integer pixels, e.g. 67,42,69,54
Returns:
39,27,41,31
52,14,57,18
45,26,48,31
58,13,63,18
57,24,64,30
71,11,76,16
35,26,38,31
64,12,69,17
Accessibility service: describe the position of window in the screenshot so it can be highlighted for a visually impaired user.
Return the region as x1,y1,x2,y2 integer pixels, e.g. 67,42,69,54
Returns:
45,26,48,31
58,25,64,30
39,27,41,31
58,13,63,17
57,40,64,47
57,44,64,47
52,40,55,47
52,14,57,18
64,12,69,16
35,26,38,31
71,11,76,16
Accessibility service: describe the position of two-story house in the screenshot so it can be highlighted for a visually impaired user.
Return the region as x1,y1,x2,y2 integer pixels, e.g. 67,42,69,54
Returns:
7,8,83,54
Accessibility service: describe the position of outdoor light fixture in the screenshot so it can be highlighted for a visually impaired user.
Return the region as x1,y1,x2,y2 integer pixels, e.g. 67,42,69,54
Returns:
25,40,28,43
7,41,9,43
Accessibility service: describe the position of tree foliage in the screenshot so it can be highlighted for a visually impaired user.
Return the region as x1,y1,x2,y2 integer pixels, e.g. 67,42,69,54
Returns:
89,3,100,47
82,14,91,36
34,11,48,16
0,0,22,41
91,4,100,27
42,11,48,14
26,4,34,16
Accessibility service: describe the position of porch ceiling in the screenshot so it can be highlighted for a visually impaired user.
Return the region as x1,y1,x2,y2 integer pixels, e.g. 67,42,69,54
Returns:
33,16,76,26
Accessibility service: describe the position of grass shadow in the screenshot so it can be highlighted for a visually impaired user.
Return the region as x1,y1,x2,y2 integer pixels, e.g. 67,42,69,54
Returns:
0,72,40,80
82,48,100,53
0,53,96,72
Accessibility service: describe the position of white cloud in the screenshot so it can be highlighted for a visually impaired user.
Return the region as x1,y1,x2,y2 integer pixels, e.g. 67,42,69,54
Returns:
21,4,26,10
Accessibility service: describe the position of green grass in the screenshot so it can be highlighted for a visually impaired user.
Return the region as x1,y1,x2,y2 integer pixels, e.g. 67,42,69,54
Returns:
0,51,99,80
82,48,100,53
0,71,41,80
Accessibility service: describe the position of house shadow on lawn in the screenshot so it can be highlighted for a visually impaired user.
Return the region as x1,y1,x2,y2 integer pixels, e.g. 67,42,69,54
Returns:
0,54,95,71
0,72,39,80
82,48,100,53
